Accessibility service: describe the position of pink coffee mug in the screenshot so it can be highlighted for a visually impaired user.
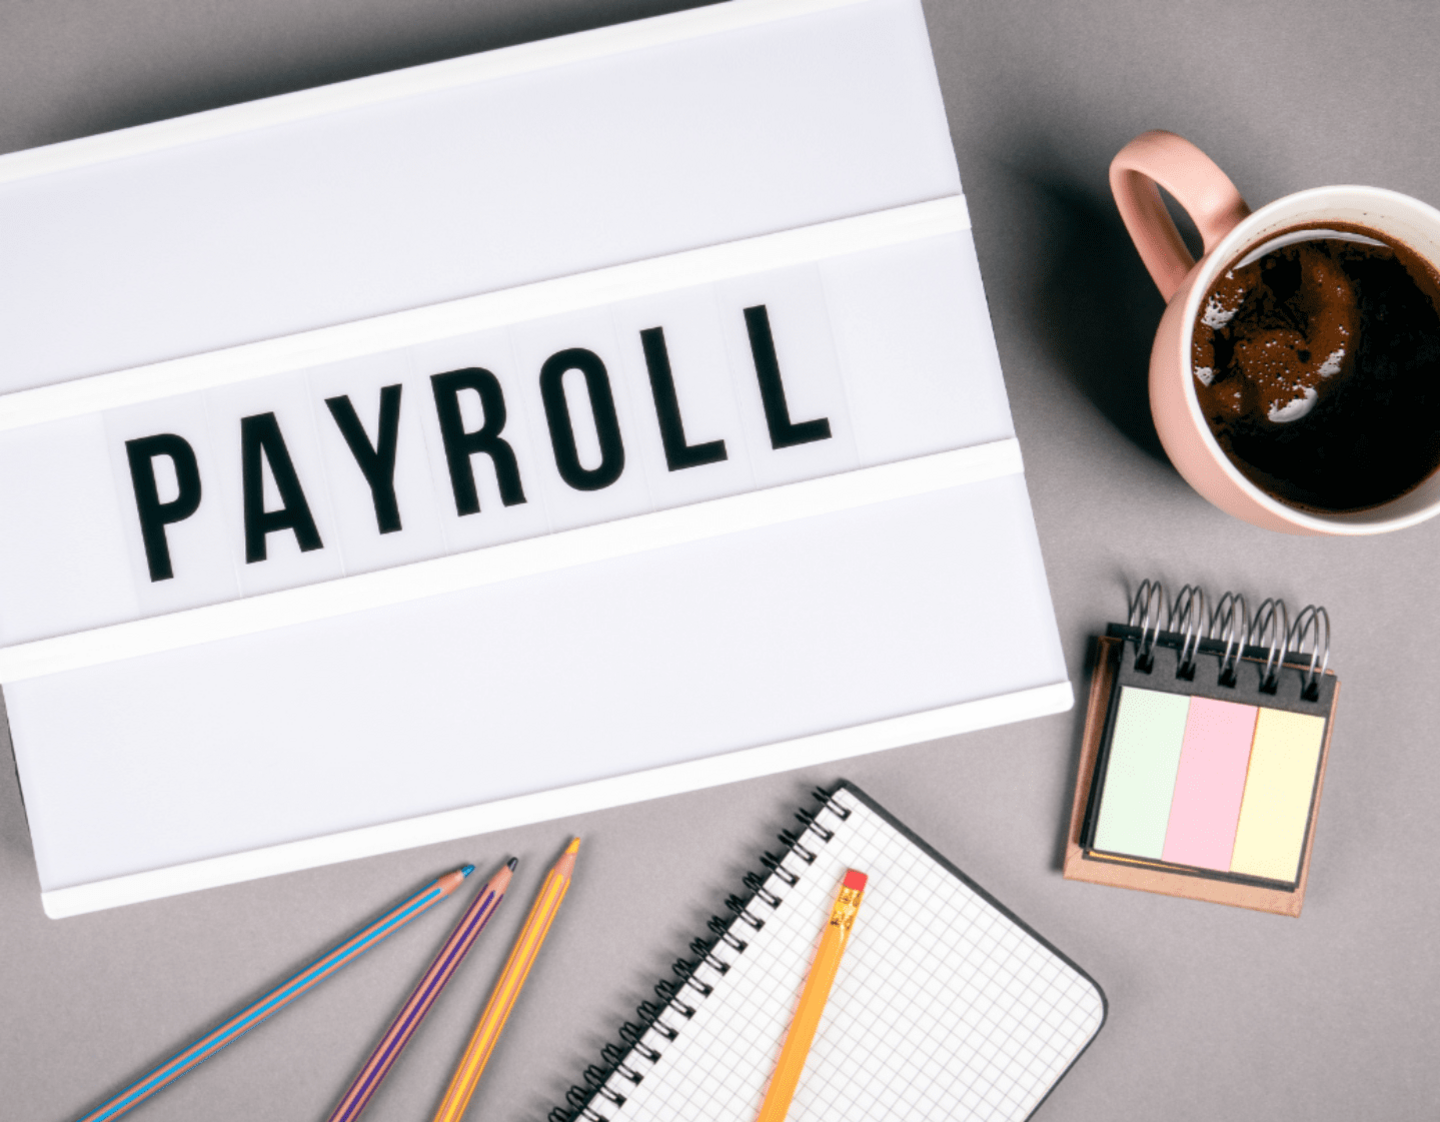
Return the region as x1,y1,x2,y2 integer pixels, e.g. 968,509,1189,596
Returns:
1111,129,1440,535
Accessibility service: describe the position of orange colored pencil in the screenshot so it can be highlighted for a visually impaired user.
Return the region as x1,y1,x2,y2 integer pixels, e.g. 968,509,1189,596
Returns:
430,839,581,1122
754,869,868,1122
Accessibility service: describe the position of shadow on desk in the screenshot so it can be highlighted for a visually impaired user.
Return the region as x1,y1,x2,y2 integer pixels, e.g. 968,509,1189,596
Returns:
1004,149,1172,464
0,689,35,867
1053,633,1103,873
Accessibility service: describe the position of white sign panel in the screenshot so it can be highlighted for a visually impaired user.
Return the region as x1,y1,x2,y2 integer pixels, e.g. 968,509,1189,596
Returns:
0,0,1071,917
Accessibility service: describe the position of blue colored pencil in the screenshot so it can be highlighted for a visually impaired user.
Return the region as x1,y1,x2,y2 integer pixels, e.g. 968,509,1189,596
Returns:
74,865,474,1122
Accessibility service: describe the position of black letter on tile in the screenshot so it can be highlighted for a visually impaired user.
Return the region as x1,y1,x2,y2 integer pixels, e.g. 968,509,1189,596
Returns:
325,386,404,534
430,368,526,516
743,305,831,449
241,412,324,563
540,348,626,491
640,327,727,471
125,434,203,582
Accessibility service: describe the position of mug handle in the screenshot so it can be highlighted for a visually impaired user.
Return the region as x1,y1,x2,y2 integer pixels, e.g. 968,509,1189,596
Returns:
1109,130,1252,301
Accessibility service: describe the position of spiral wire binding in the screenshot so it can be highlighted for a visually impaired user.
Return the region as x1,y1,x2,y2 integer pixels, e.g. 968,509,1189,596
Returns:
547,787,851,1122
759,851,799,885
1127,579,1166,671
1250,598,1289,693
1121,581,1329,696
1168,585,1206,680
1208,591,1249,687
1288,605,1331,700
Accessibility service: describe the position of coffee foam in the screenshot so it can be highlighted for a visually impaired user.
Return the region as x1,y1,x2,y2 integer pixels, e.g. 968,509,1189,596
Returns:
1193,241,1360,427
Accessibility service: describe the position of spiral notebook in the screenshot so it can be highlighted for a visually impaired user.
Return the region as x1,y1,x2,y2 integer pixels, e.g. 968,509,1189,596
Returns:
554,783,1106,1122
1064,581,1340,917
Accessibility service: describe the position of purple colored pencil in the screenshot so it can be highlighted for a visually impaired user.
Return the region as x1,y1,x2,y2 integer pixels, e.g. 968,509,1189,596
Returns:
325,858,517,1122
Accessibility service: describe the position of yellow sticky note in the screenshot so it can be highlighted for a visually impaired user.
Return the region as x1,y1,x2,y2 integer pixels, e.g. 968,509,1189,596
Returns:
1229,708,1326,883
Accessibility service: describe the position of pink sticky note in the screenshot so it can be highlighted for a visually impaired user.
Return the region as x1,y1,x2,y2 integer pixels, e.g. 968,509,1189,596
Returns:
1162,696,1259,870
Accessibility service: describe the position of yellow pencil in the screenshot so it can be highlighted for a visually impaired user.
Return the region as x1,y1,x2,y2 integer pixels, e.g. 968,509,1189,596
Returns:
431,838,581,1122
754,869,867,1122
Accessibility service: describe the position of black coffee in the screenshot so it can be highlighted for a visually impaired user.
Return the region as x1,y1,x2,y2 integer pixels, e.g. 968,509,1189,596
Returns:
1191,226,1440,512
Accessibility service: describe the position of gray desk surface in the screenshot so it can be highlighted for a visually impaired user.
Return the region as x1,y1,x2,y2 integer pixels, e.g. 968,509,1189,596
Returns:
3,1,1437,1119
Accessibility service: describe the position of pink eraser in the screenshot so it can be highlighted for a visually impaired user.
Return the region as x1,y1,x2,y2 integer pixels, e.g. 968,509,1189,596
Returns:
842,869,868,891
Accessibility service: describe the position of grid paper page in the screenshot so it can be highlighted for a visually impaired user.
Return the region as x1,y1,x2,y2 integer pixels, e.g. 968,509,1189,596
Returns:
588,786,1104,1121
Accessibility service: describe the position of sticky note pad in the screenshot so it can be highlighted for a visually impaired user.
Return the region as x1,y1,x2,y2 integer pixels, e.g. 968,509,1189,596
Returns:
1162,697,1258,871
1230,708,1326,883
1092,686,1190,859
1069,627,1339,916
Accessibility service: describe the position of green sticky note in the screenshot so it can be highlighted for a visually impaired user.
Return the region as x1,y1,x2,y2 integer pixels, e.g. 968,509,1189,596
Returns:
1093,686,1191,859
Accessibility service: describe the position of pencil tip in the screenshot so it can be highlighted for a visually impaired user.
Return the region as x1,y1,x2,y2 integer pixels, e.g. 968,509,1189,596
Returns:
565,837,581,855
460,864,475,877
507,857,518,870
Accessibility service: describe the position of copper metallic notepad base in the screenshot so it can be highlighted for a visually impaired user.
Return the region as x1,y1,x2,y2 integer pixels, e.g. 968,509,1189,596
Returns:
1063,636,1340,917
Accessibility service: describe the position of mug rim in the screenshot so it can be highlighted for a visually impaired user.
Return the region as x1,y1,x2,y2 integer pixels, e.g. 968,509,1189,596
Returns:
1176,183,1440,534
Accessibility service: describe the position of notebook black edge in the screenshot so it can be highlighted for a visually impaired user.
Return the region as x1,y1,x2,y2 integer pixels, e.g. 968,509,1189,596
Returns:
830,779,1108,1120
553,779,1110,1122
